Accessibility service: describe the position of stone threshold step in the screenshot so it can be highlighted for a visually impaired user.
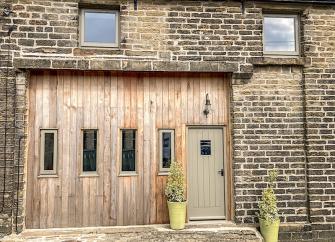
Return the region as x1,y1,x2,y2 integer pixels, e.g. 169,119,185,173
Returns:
3,222,263,242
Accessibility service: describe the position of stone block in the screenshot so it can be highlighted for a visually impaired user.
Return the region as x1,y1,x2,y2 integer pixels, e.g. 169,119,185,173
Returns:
90,60,121,70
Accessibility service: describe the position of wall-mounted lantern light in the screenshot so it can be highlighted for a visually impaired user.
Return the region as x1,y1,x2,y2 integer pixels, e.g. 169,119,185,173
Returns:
203,93,211,118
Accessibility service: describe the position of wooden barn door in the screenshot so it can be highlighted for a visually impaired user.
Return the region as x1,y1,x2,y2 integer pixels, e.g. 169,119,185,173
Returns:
26,71,231,228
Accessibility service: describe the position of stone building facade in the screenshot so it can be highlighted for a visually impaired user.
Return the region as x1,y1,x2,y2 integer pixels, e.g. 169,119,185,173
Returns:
0,0,334,241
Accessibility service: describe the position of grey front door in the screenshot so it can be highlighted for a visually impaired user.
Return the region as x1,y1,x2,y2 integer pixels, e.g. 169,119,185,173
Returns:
188,128,225,220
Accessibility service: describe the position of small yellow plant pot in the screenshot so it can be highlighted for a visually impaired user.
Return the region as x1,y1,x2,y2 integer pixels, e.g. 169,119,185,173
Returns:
260,218,280,242
167,201,187,230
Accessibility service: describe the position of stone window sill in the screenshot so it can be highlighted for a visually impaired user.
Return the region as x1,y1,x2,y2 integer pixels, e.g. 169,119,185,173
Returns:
250,57,306,66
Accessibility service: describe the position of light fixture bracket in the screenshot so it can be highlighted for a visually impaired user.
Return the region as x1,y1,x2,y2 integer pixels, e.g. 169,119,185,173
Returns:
203,93,211,118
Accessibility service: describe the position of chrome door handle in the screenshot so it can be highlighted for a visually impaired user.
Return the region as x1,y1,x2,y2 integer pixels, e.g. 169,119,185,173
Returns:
218,169,224,176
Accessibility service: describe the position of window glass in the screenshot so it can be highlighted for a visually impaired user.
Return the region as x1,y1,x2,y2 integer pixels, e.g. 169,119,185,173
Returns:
263,15,298,54
162,132,172,169
40,130,57,175
44,133,55,170
159,130,175,172
81,10,119,47
83,130,97,172
200,140,211,156
122,130,136,172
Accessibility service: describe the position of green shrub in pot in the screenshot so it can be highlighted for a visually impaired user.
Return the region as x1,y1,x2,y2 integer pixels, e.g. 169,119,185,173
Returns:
258,169,280,242
165,160,187,230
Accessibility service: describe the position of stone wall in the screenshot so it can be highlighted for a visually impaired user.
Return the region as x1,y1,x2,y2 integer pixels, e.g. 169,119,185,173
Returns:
11,0,261,73
0,0,334,241
303,6,335,241
0,0,18,237
232,66,307,224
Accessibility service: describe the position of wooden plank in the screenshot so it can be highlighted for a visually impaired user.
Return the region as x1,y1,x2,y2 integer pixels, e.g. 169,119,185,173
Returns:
54,71,64,228
162,75,169,128
180,75,188,205
75,71,84,227
66,71,76,227
89,72,98,226
134,73,143,225
49,71,58,127
155,75,163,224
116,72,124,226
32,72,43,229
193,73,200,125
161,178,169,223
102,72,111,226
61,71,71,227
149,73,157,224
142,73,150,225
157,75,168,223
39,71,50,228
96,72,105,226
175,73,182,162
46,72,57,228
124,73,131,128
81,72,90,227
110,72,118,225
218,73,224,124
25,72,36,228
187,74,194,124
212,73,219,125
168,73,175,127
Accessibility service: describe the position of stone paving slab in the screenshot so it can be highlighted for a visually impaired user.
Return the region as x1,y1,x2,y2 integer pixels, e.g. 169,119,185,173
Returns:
2,223,263,242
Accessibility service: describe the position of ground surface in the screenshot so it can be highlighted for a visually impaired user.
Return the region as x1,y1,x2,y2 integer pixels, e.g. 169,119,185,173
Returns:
2,222,263,242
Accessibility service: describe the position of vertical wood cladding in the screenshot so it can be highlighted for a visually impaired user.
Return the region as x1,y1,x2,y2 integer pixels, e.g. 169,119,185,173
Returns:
26,70,230,228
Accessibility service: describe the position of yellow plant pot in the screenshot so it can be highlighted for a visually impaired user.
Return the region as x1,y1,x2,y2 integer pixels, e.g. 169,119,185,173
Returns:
167,201,187,230
260,218,280,242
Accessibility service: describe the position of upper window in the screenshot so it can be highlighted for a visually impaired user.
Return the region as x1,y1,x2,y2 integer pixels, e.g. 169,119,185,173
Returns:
40,129,57,175
121,129,137,173
83,129,97,172
263,14,299,56
159,130,175,173
80,9,119,47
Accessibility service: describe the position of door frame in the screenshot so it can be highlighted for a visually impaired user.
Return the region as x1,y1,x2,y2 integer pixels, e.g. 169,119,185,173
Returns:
186,125,233,222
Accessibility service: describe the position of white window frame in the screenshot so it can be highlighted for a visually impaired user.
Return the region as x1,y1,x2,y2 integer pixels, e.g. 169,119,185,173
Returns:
159,129,175,173
263,14,300,56
40,129,58,175
80,9,120,48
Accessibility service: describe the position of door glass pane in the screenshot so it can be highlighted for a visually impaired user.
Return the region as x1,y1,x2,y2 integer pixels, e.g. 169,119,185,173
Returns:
200,140,211,156
162,132,172,169
84,11,117,43
44,133,54,170
122,130,136,172
83,130,97,172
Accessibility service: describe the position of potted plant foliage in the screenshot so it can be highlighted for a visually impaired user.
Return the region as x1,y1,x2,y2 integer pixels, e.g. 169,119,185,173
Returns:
258,169,280,242
165,160,187,230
